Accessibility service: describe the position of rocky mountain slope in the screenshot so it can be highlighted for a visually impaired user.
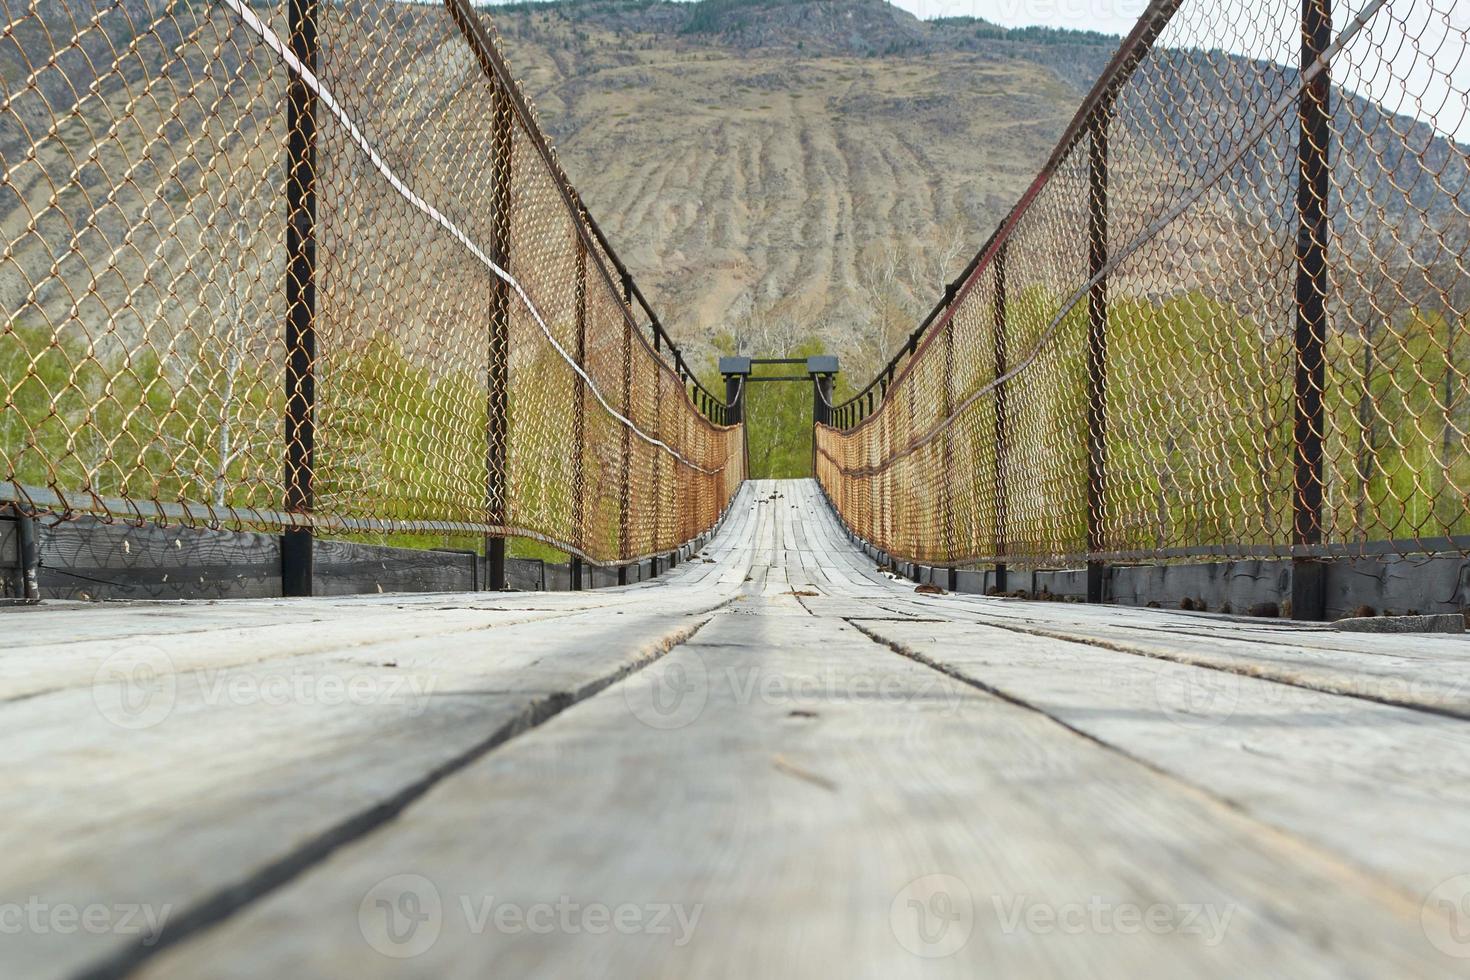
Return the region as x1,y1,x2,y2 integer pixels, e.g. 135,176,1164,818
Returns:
490,0,1118,377
5,0,1459,388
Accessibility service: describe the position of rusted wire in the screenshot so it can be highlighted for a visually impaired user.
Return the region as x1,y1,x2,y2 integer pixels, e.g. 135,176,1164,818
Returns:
820,0,1470,568
0,0,742,565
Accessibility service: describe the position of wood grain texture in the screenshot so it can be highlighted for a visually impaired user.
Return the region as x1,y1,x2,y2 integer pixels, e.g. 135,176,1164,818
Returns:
4,481,1468,977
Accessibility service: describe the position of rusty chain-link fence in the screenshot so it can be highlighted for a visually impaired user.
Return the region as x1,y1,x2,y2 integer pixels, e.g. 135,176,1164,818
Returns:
819,0,1470,603
1,0,743,576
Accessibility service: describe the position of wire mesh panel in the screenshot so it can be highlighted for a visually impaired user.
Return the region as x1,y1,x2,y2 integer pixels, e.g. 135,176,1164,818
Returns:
0,0,742,566
819,0,1470,571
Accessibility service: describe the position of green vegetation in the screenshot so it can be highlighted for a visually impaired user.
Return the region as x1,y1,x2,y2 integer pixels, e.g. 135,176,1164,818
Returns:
818,285,1469,558
8,292,1467,557
1,322,277,510
930,17,1117,46
680,0,811,34
0,322,577,559
917,289,1470,553
705,334,830,479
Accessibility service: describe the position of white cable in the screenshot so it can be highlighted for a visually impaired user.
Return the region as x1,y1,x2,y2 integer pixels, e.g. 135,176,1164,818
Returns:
219,0,729,475
849,0,1390,469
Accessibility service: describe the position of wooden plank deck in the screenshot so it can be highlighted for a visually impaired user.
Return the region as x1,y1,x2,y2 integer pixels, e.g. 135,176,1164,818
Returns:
6,480,1470,978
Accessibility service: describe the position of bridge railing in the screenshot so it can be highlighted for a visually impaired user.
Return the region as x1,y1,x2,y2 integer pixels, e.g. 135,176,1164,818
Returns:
818,0,1470,611
0,0,743,579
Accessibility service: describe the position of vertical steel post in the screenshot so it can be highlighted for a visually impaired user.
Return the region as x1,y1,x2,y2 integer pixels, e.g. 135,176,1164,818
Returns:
992,242,1010,594
1085,103,1110,605
811,375,833,427
652,371,664,562
724,375,743,425
14,508,39,601
810,372,833,477
941,321,956,571
281,0,317,597
1292,0,1331,621
484,86,513,592
618,310,633,586
445,0,521,591
572,242,588,589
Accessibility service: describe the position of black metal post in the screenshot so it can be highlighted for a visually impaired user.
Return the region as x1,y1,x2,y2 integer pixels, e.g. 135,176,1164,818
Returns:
1292,0,1331,621
444,0,522,592
14,508,39,601
618,314,632,586
811,377,828,427
282,0,317,598
570,556,583,591
993,241,1010,594
941,319,956,568
573,241,588,577
485,86,513,592
724,375,743,425
652,371,663,560
1085,103,1110,605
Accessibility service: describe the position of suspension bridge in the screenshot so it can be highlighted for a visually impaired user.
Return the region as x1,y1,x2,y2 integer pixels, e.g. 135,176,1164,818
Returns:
4,0,1470,976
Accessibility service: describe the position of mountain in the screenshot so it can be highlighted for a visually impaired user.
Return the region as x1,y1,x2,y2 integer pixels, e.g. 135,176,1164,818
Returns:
3,0,1462,389
493,0,1470,378
489,0,1119,377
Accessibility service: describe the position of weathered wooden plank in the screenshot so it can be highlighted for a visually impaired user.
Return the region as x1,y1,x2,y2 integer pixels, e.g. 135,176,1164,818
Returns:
35,519,498,600
38,518,282,601
0,600,636,702
851,616,1470,903
137,590,1443,978
313,539,477,595
505,556,547,591
0,517,19,598
8,478,1470,978
0,596,735,978
0,489,767,975
872,594,1470,719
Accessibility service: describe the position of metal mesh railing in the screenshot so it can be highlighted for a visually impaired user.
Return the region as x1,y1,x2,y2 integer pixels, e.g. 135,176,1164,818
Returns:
819,0,1470,575
1,0,743,568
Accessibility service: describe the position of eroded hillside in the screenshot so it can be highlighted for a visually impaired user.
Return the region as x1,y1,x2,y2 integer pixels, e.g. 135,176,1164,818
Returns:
491,0,1115,377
